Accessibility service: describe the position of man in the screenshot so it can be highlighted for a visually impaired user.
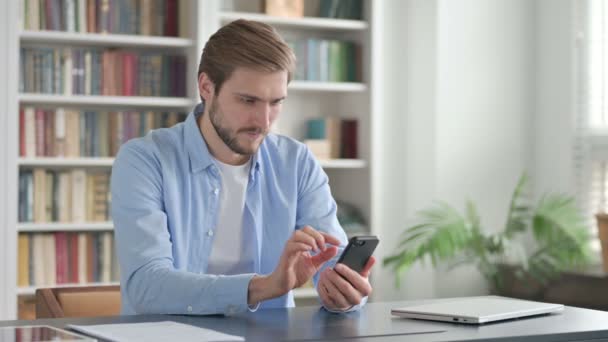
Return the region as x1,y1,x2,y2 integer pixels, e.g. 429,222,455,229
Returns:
111,19,375,315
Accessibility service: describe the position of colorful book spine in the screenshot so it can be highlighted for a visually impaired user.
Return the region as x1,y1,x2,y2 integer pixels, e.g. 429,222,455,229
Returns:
17,232,118,287
23,0,179,36
18,107,186,158
21,47,187,97
287,39,361,83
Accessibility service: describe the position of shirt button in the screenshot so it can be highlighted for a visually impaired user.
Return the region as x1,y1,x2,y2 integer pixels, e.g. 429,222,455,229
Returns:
213,188,219,195
187,305,193,313
207,230,214,237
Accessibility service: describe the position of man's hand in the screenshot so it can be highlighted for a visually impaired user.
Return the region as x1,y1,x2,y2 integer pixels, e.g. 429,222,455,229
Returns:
317,256,376,312
248,226,341,305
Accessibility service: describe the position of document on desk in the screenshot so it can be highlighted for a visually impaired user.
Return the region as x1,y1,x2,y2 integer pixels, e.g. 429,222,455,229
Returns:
67,321,244,342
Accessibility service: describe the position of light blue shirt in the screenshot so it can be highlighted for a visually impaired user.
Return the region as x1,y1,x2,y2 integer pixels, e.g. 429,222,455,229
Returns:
111,103,359,315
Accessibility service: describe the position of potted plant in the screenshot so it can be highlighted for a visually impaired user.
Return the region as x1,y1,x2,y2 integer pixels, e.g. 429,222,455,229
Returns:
594,213,608,273
383,174,593,295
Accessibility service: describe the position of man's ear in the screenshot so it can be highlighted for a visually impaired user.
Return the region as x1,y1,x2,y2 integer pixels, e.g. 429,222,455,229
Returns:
198,72,215,102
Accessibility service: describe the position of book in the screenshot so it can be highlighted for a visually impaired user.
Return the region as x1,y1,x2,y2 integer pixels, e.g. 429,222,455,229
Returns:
286,39,360,83
21,47,187,97
19,107,186,158
24,0,179,36
265,0,304,17
17,234,30,287
341,119,358,158
71,169,87,223
17,231,119,287
305,139,331,160
307,118,343,159
33,169,47,223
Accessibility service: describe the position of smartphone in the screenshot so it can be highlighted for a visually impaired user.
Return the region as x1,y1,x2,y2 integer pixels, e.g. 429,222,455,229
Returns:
336,235,379,273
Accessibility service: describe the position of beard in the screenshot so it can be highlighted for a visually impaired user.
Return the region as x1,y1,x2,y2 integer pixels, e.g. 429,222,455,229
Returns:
208,97,267,155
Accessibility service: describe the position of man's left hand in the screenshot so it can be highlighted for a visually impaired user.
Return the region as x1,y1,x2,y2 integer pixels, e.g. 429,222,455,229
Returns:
317,256,376,312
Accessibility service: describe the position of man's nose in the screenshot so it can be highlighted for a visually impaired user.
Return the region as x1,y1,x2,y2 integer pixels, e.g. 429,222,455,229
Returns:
255,103,271,130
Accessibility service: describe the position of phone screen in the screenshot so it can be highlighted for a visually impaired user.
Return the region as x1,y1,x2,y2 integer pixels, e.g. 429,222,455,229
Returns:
336,235,379,273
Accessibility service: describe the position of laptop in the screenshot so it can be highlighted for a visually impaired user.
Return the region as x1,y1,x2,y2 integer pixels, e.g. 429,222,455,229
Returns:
391,296,564,324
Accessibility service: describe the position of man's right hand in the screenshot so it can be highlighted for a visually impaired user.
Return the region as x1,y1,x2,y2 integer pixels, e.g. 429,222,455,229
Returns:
248,226,341,305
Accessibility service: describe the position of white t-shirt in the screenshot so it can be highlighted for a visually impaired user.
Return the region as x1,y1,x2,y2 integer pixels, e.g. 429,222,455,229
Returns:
206,158,255,275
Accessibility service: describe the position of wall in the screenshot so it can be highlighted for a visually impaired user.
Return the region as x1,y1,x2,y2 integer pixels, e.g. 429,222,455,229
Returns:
533,0,575,196
374,0,537,300
372,0,439,301
433,0,535,296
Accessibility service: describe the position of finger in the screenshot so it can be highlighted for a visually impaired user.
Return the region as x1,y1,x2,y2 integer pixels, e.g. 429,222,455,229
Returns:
319,232,342,246
334,263,372,297
360,256,376,278
293,230,320,252
322,269,351,309
317,276,337,309
326,268,362,306
287,241,313,254
319,282,339,309
285,242,312,264
310,246,338,267
302,226,327,251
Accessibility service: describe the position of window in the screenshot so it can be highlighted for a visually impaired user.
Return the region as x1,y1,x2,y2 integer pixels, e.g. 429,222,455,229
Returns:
576,0,608,253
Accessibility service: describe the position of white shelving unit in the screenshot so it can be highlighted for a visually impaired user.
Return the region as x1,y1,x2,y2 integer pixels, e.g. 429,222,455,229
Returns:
17,282,120,296
1,0,380,319
292,288,318,299
320,159,366,169
18,158,115,168
20,31,194,48
220,11,369,31
289,81,367,92
17,222,114,233
18,158,366,170
18,94,194,108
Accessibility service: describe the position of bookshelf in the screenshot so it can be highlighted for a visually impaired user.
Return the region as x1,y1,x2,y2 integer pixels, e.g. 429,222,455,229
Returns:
18,158,366,169
219,11,369,31
20,31,194,48
18,94,195,108
289,81,367,92
17,222,114,233
0,0,381,320
18,158,115,168
17,282,120,296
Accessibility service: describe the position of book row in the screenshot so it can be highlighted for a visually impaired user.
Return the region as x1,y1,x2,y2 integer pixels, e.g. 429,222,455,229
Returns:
20,47,187,97
23,0,180,37
287,39,361,83
19,169,110,223
19,107,186,158
305,118,358,160
17,231,118,287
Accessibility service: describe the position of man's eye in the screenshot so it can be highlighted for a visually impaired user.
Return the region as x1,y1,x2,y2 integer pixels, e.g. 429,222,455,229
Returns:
272,99,284,106
241,97,255,104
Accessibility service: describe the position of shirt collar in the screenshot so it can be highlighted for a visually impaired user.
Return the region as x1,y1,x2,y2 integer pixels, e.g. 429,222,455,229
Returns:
185,103,262,176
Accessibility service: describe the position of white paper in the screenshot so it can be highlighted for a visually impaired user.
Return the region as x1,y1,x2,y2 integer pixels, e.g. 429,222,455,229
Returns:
67,321,244,342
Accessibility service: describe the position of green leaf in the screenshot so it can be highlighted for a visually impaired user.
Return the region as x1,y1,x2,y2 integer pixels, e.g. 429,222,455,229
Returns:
504,173,532,237
383,171,593,290
383,201,475,287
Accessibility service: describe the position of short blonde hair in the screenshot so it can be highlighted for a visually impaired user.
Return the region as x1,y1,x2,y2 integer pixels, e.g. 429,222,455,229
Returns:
198,19,296,94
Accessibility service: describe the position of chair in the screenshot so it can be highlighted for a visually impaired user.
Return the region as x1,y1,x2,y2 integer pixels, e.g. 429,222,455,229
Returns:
35,285,121,318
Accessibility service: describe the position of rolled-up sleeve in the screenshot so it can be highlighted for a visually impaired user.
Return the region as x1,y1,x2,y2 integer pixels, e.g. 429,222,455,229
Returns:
111,141,255,315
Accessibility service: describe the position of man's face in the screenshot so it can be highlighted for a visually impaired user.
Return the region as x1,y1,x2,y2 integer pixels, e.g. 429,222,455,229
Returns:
207,68,287,155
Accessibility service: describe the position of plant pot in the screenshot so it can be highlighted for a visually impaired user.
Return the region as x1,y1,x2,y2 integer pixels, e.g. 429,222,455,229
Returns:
595,213,608,273
492,264,546,301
